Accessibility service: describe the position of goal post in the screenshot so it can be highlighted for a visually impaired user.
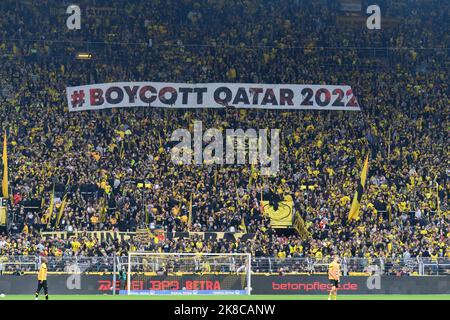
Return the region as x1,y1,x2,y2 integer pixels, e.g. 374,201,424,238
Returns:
123,252,252,296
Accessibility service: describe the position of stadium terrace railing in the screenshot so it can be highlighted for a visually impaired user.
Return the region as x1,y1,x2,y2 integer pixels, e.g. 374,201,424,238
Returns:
0,256,449,276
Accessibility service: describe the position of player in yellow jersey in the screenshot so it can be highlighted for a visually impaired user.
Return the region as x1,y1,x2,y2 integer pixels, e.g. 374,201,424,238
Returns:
328,255,340,300
35,257,49,300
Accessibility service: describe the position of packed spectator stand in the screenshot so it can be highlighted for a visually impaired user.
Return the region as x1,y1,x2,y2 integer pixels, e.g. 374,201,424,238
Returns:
0,0,448,266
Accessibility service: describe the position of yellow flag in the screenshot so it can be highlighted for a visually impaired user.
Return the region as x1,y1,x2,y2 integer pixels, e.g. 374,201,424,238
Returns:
56,194,68,227
99,196,108,222
436,182,441,217
261,195,294,228
188,194,193,230
387,203,392,223
2,131,8,198
159,133,163,149
240,216,247,233
293,212,311,239
120,141,125,159
46,185,55,226
348,154,369,220
235,179,241,205
248,163,257,188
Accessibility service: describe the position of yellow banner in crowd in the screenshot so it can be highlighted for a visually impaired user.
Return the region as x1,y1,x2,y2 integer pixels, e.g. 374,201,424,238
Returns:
261,195,294,228
41,231,134,243
40,230,256,243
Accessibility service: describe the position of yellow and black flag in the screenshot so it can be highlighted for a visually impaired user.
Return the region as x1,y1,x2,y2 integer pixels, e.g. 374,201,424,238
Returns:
293,212,311,240
56,193,68,227
99,195,108,223
46,184,55,226
248,163,258,189
2,131,8,198
188,193,193,230
261,194,294,228
41,184,55,226
240,216,247,233
56,176,72,227
348,153,369,221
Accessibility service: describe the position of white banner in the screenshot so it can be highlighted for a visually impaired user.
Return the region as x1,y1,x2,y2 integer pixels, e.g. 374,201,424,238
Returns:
66,82,360,112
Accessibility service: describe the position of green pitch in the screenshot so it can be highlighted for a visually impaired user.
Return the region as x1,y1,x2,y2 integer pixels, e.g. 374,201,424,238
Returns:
1,294,449,300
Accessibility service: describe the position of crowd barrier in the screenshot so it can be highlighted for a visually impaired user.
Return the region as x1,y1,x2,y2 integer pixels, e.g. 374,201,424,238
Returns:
2,255,449,275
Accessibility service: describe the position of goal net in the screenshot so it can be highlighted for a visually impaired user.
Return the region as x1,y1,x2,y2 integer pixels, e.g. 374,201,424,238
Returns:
122,252,252,295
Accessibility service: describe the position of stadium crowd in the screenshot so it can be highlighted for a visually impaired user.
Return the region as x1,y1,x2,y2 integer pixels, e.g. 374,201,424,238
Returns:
0,0,448,262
